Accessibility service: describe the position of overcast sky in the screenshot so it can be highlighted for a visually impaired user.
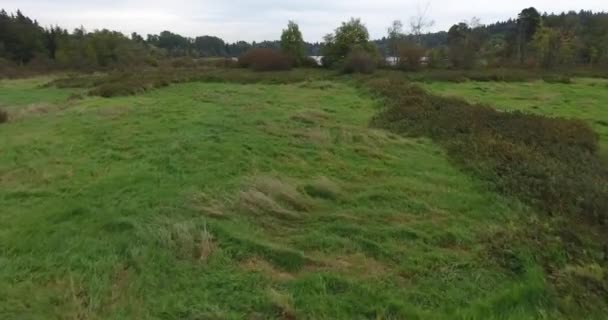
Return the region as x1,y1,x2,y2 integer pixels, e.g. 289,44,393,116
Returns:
2,1,606,42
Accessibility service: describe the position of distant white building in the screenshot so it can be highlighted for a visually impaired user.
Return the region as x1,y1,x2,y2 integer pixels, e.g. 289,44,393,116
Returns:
309,56,323,66
309,56,428,67
385,56,429,66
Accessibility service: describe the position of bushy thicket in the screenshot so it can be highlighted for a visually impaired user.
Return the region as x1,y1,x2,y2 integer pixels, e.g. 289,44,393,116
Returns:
398,43,426,71
342,48,376,74
366,77,607,225
238,48,292,72
46,68,331,97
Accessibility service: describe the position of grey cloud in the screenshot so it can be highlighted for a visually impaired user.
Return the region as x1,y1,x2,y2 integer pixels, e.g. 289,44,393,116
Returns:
1,0,606,42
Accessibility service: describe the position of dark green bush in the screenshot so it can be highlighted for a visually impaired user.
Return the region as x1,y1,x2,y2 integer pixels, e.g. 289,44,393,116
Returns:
48,68,334,98
0,108,8,124
342,48,376,74
367,77,607,225
398,43,426,72
542,75,572,84
301,56,321,68
89,82,134,97
238,48,292,72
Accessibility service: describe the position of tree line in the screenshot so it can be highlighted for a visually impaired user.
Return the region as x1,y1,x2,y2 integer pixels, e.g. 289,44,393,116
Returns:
1,8,608,71
0,9,322,69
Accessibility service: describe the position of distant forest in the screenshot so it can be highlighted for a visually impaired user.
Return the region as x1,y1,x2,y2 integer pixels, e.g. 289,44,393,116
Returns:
1,8,608,69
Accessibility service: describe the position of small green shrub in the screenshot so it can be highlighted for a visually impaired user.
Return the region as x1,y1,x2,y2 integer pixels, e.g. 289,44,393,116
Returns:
0,108,8,124
342,48,376,74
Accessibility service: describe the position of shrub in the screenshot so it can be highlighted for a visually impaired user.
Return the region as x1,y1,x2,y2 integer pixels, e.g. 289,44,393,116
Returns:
543,75,572,84
301,56,321,68
0,108,8,124
171,57,197,68
90,82,141,97
238,48,292,72
342,48,376,74
398,43,426,71
144,56,160,67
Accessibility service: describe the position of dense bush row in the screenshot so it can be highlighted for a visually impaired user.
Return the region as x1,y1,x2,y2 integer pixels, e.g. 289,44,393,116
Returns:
365,77,607,225
238,48,292,72
400,68,570,83
46,68,333,97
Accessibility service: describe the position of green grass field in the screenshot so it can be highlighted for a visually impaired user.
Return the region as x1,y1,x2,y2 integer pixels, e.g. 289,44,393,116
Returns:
0,75,605,319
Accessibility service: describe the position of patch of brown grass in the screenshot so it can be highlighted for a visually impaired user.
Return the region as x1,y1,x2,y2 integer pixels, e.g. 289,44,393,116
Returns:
96,106,132,119
290,110,330,126
67,273,93,319
106,264,134,309
267,288,296,320
237,176,313,220
190,192,228,219
292,127,331,144
302,176,342,201
153,219,217,262
254,176,312,212
352,145,388,160
238,190,301,220
241,258,296,281
195,226,216,262
6,103,67,122
309,253,389,279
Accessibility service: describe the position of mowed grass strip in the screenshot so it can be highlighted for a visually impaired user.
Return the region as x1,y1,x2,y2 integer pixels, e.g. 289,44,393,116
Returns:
0,77,589,319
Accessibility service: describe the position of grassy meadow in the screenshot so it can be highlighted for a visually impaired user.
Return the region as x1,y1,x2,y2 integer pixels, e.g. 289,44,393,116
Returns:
0,73,607,319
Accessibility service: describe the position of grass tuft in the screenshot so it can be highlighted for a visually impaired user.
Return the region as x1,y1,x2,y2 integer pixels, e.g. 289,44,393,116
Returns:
196,225,216,262
258,177,312,212
267,288,296,319
302,176,342,201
